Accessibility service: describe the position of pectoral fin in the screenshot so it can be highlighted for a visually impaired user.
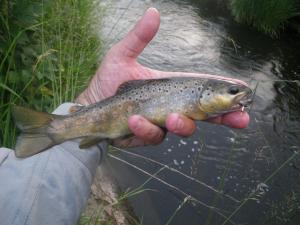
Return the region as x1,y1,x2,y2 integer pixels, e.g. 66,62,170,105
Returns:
79,137,104,149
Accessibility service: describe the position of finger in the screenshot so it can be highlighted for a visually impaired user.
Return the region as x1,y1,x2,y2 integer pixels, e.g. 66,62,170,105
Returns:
207,111,250,129
128,115,165,145
113,8,160,59
166,113,196,136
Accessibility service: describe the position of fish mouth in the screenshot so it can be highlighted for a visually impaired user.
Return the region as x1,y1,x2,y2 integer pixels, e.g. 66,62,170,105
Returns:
234,91,253,110
239,99,253,107
229,101,252,113
226,87,252,111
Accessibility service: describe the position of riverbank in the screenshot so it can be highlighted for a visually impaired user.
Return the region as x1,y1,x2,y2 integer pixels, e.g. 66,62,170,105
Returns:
79,160,134,225
229,0,300,37
0,0,102,147
0,1,135,224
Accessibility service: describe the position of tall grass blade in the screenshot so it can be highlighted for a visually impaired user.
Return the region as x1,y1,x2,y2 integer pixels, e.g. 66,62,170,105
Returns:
0,83,23,101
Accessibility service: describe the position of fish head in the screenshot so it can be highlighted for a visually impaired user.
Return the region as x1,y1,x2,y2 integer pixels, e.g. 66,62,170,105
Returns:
198,80,253,117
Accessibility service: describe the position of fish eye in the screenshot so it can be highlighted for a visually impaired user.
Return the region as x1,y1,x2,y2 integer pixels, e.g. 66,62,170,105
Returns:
228,86,240,95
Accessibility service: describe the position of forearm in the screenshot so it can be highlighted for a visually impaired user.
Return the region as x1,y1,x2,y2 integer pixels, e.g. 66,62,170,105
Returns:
0,103,107,225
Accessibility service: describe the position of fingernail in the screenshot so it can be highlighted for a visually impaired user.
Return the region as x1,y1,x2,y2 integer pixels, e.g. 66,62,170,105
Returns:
174,115,184,133
147,7,159,13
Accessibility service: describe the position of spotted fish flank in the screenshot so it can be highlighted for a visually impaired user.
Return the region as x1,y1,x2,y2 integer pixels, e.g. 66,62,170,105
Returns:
12,77,253,158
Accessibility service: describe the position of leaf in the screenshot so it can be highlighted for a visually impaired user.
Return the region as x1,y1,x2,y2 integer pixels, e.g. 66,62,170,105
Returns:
0,82,23,100
17,32,30,45
35,71,45,80
7,71,20,84
40,86,54,97
21,69,32,84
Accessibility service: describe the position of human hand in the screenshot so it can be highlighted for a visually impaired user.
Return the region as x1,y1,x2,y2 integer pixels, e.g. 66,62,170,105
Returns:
76,8,250,148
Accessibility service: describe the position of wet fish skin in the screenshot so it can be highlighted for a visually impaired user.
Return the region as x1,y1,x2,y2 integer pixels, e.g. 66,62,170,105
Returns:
12,77,252,158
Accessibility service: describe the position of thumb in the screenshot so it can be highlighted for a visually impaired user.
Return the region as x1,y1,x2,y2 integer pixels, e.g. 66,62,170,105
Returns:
113,8,160,59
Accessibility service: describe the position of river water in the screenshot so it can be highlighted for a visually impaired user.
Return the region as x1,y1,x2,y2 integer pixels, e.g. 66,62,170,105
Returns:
98,0,300,224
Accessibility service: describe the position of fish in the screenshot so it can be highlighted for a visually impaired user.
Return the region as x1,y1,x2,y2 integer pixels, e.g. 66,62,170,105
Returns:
12,77,253,158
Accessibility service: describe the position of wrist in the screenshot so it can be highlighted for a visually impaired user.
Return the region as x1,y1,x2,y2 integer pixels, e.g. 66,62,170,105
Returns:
75,81,108,105
75,89,93,105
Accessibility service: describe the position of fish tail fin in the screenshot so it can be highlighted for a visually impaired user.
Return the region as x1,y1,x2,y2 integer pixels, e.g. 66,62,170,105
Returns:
12,106,61,158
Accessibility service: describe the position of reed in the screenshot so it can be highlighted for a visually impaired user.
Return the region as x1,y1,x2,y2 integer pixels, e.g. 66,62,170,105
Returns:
229,0,300,36
0,0,102,147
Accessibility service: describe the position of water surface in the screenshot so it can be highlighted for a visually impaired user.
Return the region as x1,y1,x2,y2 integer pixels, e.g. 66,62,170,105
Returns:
99,0,300,224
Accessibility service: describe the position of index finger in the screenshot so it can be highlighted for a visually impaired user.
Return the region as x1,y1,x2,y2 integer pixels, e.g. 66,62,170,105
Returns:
207,111,250,129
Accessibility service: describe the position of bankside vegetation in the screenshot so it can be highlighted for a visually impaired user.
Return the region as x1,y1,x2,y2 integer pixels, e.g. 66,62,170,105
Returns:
229,0,300,37
0,0,102,147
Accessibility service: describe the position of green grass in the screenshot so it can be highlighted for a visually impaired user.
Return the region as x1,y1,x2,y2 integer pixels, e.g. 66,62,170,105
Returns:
0,0,102,148
229,0,300,37
79,206,109,225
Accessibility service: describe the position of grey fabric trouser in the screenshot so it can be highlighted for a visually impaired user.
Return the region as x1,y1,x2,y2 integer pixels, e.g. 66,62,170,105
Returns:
0,103,107,225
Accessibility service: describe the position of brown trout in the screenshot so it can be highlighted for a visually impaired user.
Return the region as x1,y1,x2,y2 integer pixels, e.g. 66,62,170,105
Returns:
12,77,253,158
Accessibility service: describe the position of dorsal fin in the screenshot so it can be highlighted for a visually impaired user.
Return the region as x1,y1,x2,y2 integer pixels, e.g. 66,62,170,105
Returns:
116,79,170,94
116,80,149,94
